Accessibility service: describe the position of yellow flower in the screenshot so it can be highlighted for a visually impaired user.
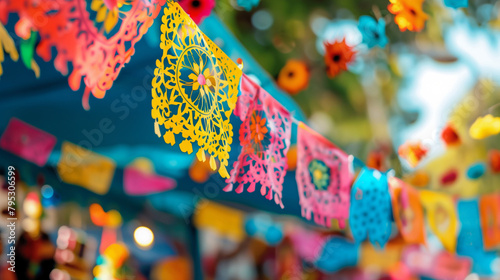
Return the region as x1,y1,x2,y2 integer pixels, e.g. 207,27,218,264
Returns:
388,0,428,32
188,58,215,98
91,0,127,33
469,114,500,139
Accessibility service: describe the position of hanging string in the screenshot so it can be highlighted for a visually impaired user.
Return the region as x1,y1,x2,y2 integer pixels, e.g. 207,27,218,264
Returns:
487,103,500,114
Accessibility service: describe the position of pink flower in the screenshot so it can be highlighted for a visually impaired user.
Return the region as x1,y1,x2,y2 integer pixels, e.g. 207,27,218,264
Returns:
178,0,215,24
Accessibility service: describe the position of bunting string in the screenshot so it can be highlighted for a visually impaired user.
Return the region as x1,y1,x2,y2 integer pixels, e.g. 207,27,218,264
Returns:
0,1,500,261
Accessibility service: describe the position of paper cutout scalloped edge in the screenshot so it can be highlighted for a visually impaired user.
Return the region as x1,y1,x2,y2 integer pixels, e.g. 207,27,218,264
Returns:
2,0,166,108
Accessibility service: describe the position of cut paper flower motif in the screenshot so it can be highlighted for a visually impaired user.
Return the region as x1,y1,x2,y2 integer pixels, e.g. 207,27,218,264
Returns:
349,168,392,247
91,0,127,33
0,22,19,76
388,177,426,245
324,38,356,78
188,58,217,101
358,16,388,48
225,74,292,208
277,59,310,95
152,2,242,178
388,0,428,32
178,0,215,24
419,190,458,252
469,114,500,140
2,0,165,107
250,114,268,144
444,0,468,9
237,0,260,11
309,160,329,190
296,123,353,228
398,141,428,168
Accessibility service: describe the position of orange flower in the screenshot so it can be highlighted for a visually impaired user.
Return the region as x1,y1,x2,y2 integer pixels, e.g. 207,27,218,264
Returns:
398,141,428,168
323,38,356,78
250,114,268,144
388,0,428,32
277,60,310,95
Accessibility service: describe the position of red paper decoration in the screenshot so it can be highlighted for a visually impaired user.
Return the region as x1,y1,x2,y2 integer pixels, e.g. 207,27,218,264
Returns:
2,0,165,108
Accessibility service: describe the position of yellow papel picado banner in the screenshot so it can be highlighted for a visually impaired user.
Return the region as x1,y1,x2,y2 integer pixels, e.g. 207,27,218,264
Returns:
151,2,242,178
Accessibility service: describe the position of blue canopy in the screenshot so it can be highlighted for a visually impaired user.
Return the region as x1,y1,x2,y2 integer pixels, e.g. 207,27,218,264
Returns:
0,12,310,223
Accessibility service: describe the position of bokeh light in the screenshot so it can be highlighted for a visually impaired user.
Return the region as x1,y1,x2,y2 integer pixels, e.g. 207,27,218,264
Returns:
41,184,54,198
134,226,154,248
